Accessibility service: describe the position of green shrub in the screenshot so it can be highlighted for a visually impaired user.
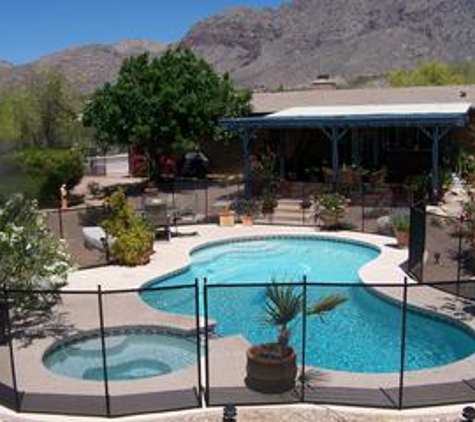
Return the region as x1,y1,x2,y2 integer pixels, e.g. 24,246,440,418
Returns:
110,226,154,266
391,213,410,233
319,193,346,214
102,189,154,266
13,147,84,203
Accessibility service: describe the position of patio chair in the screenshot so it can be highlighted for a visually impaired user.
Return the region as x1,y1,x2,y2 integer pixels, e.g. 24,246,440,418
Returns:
144,198,171,240
340,168,353,185
366,168,387,186
82,226,112,252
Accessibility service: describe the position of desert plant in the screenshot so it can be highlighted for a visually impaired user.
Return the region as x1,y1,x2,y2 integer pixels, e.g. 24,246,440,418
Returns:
263,283,347,359
264,284,302,358
246,283,347,394
102,189,154,266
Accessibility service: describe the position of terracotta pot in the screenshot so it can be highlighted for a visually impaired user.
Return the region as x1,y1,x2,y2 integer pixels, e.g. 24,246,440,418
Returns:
320,210,340,228
245,344,297,394
396,230,409,248
241,215,253,226
219,211,235,227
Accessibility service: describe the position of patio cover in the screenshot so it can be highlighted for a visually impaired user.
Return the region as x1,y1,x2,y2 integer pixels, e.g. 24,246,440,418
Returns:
220,102,472,197
220,102,472,129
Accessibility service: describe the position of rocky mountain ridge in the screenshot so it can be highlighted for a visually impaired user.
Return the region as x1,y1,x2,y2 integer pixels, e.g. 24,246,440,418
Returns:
1,0,475,93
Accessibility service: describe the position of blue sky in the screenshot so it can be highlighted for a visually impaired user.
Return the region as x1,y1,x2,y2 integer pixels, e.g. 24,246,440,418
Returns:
0,0,284,64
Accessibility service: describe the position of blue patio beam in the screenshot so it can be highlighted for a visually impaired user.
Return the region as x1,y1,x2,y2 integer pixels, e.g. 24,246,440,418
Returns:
219,113,469,130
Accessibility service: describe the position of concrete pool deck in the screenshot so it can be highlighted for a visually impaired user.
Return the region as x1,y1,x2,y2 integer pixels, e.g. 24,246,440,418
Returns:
5,224,475,416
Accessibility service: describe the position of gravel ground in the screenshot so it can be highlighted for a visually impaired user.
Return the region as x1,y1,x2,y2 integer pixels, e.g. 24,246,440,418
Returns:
0,405,465,422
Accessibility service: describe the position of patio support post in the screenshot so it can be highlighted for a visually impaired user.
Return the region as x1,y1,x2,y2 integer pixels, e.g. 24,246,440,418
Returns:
277,133,285,179
420,126,451,201
332,130,339,184
322,127,348,185
432,127,440,199
241,129,253,197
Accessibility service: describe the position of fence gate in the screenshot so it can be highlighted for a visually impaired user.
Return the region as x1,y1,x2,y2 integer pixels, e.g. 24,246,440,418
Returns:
408,203,426,282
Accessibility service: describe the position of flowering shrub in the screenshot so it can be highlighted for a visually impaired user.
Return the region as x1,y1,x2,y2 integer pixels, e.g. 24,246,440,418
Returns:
0,194,71,315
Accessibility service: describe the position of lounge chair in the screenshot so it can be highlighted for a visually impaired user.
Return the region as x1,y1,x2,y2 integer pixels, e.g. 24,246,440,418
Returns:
82,226,112,252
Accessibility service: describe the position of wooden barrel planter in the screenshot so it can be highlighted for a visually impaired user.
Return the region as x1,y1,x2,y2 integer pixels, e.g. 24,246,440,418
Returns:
245,344,297,394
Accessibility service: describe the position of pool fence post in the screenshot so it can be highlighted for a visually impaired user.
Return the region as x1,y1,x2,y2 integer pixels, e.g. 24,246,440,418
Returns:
301,276,307,402
203,278,211,406
172,179,176,210
205,179,209,222
398,277,408,410
58,207,64,240
194,279,203,402
3,287,20,412
457,215,464,291
361,183,366,232
97,285,111,417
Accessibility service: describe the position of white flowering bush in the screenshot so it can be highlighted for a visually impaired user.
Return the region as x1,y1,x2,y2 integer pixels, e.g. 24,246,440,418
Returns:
0,194,71,315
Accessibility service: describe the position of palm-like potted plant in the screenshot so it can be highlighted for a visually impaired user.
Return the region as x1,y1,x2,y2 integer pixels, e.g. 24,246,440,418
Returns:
391,213,410,248
245,284,347,394
317,193,347,228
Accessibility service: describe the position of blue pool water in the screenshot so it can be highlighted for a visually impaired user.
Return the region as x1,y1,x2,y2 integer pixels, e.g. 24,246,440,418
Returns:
141,237,475,373
44,330,197,381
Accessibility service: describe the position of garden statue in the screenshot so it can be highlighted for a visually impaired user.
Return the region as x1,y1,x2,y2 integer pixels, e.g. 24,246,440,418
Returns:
60,184,68,209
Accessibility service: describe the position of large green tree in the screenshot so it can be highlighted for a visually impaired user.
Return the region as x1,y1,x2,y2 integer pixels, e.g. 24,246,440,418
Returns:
0,68,86,148
83,46,252,178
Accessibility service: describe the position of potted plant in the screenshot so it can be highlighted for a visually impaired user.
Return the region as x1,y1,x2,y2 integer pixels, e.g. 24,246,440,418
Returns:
317,193,347,228
236,198,259,226
391,213,410,248
261,189,278,215
219,205,236,227
245,284,347,394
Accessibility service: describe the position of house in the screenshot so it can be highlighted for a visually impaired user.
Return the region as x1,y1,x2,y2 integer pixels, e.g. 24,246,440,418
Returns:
221,85,475,197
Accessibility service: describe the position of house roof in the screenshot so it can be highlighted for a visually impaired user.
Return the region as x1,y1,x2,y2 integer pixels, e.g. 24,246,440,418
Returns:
220,102,471,130
251,85,475,113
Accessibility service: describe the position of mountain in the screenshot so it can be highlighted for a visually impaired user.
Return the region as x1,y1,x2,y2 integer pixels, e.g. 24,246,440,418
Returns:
2,0,475,93
0,40,167,95
183,0,475,90
0,60,13,80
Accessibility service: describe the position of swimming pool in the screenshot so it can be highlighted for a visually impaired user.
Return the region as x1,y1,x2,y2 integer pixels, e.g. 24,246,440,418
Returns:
43,327,197,381
141,236,475,373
